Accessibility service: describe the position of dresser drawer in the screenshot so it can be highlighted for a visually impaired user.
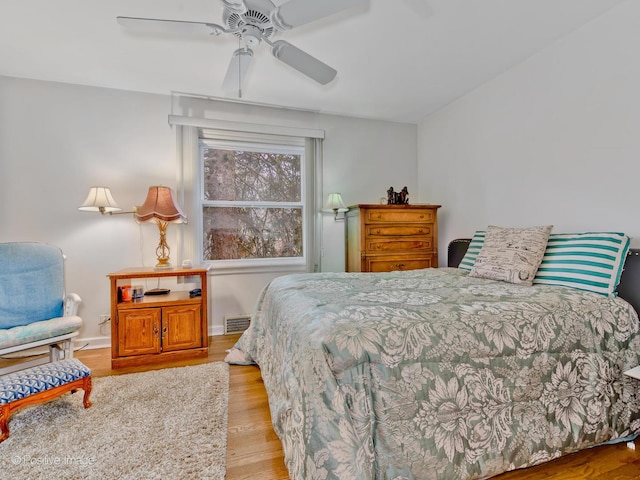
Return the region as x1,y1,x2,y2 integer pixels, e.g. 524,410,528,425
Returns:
366,238,432,253
366,224,432,237
364,256,433,272
365,209,435,224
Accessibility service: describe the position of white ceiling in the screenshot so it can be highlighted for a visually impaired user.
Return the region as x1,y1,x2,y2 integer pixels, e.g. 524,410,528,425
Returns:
0,0,626,123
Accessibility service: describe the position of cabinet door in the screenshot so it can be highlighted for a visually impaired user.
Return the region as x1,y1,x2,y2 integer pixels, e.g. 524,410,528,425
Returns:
162,305,202,352
118,308,161,356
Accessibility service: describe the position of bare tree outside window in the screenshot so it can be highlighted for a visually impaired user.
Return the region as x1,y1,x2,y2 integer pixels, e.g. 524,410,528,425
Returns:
202,146,304,261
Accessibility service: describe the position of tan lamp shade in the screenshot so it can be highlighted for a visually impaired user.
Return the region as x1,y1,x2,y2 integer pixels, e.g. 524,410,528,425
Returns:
78,186,122,214
135,186,186,223
135,186,186,269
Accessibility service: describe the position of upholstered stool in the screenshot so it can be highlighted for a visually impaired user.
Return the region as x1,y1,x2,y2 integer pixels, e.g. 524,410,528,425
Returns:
0,358,92,443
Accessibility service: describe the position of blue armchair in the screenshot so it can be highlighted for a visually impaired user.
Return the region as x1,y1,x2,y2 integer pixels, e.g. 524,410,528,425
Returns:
0,243,82,375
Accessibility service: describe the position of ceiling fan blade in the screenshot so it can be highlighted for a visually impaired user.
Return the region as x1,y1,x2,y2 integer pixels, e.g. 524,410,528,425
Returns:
271,40,337,85
270,0,365,31
116,16,225,36
220,0,247,15
222,48,254,97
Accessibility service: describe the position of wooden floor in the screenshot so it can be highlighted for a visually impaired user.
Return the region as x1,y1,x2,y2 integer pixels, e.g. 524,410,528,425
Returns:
11,335,640,479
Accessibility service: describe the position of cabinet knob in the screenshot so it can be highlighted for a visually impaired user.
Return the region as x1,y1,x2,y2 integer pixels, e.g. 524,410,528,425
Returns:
153,325,159,336
418,229,424,234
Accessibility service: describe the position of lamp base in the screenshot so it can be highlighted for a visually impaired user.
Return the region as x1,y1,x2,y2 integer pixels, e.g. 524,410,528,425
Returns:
154,221,173,270
154,258,173,270
154,264,174,270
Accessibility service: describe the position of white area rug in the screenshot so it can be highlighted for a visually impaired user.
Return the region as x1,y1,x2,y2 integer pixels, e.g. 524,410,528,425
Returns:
0,362,229,479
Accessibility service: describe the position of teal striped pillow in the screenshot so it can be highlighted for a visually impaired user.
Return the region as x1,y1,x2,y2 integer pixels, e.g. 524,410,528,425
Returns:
458,230,630,296
458,231,485,272
533,232,630,296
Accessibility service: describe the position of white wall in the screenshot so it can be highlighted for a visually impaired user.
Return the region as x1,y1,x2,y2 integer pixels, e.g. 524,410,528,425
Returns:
320,114,418,271
0,76,417,346
417,0,640,266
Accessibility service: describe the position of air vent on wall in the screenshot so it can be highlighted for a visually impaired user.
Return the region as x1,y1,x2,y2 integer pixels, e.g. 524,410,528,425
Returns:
224,314,251,334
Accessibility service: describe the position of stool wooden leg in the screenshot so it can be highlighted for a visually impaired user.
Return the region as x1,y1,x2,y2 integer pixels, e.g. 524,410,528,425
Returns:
0,404,9,443
82,377,93,409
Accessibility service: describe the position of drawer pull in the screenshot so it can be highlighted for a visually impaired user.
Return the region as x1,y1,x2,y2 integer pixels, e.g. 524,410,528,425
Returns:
394,263,406,269
375,229,382,234
418,229,424,234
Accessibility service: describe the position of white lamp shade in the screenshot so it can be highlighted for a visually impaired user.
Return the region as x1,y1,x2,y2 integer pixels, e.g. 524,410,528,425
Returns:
322,193,348,213
79,186,122,213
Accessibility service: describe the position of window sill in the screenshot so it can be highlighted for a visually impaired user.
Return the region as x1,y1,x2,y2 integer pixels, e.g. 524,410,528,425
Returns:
206,260,307,276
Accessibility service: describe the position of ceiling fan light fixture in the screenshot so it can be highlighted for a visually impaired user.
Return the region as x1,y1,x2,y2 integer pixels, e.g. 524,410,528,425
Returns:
241,25,263,47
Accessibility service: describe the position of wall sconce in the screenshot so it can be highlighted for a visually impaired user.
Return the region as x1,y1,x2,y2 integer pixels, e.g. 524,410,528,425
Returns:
135,186,187,269
322,193,348,221
78,186,136,215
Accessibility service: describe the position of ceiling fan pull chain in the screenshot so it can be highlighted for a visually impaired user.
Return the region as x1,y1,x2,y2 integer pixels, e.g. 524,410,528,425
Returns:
238,36,243,99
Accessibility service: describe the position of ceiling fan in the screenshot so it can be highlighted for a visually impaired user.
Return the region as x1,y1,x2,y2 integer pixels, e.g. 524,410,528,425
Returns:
117,0,365,96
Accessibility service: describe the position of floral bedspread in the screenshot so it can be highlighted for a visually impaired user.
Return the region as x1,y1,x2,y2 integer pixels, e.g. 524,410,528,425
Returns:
233,267,640,480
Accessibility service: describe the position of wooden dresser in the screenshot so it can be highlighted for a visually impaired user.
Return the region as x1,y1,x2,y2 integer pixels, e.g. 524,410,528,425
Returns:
345,204,441,272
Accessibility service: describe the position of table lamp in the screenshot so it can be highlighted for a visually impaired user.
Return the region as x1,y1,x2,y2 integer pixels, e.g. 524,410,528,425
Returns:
135,186,187,269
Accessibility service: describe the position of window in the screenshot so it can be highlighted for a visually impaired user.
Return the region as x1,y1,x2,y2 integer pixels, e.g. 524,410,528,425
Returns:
200,138,307,267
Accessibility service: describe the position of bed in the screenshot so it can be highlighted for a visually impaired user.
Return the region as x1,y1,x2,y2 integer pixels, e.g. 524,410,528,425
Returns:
229,234,640,480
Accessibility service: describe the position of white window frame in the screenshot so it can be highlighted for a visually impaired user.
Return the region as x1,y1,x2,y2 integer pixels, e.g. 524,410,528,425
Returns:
199,136,307,270
170,115,324,276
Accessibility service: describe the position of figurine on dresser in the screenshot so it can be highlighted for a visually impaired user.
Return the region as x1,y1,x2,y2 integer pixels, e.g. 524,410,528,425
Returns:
386,186,409,204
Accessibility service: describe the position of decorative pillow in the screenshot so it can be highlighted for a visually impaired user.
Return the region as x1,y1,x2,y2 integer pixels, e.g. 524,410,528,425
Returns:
533,232,630,296
458,231,486,271
469,225,552,286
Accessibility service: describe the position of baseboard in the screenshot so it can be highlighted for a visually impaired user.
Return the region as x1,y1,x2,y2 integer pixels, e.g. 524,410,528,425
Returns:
209,325,224,336
0,336,110,358
75,336,112,351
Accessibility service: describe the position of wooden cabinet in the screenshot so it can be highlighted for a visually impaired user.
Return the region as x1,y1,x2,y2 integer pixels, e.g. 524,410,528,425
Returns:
107,267,209,369
345,204,441,272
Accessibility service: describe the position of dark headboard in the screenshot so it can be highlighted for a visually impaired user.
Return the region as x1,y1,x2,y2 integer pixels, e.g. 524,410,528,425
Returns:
447,238,473,269
447,238,640,315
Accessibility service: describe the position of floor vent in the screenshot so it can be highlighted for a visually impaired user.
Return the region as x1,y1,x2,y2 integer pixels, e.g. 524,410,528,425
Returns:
224,314,251,334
